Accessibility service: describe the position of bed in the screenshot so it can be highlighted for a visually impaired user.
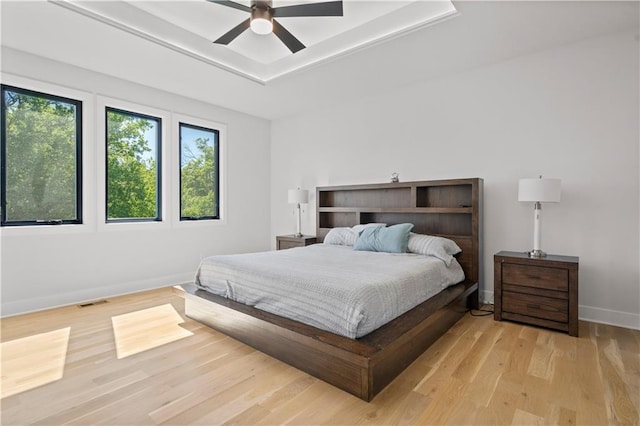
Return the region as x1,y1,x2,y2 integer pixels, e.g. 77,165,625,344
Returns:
184,177,483,401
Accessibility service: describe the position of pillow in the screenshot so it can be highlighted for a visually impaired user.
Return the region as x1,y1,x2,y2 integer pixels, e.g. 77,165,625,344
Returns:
353,223,414,253
351,223,386,233
324,227,358,246
407,233,461,266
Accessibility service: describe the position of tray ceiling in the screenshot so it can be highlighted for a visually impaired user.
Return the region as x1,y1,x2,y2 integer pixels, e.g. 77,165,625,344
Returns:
52,0,458,83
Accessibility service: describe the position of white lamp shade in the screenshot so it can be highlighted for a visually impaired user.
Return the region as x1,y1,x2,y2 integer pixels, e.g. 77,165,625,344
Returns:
288,189,309,204
518,178,561,203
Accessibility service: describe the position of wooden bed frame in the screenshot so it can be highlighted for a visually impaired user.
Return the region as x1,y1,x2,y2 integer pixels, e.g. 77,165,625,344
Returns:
184,178,483,401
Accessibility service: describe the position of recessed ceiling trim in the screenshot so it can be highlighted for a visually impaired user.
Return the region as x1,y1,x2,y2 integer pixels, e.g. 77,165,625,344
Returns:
266,6,459,83
49,0,267,85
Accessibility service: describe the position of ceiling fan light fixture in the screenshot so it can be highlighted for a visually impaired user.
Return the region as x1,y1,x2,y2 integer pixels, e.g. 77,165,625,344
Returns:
250,17,273,35
250,6,273,35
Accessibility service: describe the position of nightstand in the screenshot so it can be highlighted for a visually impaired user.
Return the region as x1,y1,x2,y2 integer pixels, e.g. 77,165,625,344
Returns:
494,251,579,336
276,235,317,250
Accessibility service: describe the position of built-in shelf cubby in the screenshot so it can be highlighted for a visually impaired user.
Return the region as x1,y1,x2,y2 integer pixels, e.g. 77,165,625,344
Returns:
416,183,472,208
318,211,357,229
319,187,412,209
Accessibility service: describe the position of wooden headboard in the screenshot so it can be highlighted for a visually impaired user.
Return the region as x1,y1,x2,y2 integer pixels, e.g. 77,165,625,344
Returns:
316,178,483,288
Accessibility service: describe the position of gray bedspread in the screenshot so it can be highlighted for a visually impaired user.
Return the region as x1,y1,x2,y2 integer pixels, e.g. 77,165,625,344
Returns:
194,244,465,338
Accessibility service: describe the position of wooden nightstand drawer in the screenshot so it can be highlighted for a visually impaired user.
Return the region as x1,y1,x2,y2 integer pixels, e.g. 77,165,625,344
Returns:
278,240,302,250
503,263,568,292
276,235,317,250
503,291,568,323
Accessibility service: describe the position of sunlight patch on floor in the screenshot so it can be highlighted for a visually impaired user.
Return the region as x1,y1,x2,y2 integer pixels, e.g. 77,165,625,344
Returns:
0,327,71,398
111,304,193,359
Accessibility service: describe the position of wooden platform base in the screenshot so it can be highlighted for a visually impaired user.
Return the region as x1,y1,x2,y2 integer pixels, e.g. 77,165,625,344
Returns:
183,281,478,401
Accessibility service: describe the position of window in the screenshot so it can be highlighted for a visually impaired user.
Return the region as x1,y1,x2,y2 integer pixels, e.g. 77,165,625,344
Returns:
1,85,82,226
179,122,220,220
106,107,161,222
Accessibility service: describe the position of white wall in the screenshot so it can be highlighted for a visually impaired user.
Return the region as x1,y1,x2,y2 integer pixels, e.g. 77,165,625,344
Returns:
1,48,271,316
271,30,640,329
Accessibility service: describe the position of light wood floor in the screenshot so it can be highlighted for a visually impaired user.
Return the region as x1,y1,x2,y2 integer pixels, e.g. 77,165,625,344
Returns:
1,287,638,425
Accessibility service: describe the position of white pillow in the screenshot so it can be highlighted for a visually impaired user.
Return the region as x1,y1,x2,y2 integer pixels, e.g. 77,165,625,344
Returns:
407,233,461,266
324,227,359,246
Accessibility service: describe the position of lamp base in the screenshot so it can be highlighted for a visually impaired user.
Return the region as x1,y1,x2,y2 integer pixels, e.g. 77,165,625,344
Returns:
528,249,547,258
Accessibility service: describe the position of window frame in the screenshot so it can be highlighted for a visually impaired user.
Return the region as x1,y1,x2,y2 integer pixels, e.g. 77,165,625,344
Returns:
0,84,83,227
104,106,163,224
178,121,220,221
171,113,226,228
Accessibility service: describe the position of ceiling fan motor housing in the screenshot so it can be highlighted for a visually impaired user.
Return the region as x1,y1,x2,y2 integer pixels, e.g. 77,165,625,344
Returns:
252,0,273,15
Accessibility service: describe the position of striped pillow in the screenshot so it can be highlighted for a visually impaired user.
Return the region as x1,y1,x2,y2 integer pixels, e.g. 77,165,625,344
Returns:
407,233,461,266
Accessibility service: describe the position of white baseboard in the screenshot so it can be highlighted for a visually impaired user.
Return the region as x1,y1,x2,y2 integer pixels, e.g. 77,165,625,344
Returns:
1,273,194,318
579,304,640,331
482,290,639,331
480,289,494,305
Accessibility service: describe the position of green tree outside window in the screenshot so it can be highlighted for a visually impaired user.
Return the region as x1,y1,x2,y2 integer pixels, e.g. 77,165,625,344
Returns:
1,86,81,225
180,123,219,220
106,108,160,221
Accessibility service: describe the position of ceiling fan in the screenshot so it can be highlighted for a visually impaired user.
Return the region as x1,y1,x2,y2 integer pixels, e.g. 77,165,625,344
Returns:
208,0,344,53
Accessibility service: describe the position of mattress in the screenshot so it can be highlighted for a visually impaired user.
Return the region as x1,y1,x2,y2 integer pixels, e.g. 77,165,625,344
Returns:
194,244,465,338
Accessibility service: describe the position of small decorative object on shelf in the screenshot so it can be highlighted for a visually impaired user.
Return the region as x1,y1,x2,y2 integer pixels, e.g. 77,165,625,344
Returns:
390,172,399,183
276,235,316,250
494,251,579,336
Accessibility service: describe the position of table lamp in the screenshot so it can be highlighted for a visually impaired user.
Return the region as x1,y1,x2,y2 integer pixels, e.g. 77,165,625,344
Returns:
518,176,561,257
288,188,309,238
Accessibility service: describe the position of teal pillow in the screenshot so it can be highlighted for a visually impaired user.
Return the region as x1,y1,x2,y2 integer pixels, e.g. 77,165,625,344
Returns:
353,223,414,253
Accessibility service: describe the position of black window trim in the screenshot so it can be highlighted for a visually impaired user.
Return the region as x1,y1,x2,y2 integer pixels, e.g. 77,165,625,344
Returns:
1,84,83,227
105,106,162,223
179,121,220,221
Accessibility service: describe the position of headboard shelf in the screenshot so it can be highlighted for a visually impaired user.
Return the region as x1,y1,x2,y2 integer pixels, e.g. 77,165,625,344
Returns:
316,178,483,290
318,207,473,214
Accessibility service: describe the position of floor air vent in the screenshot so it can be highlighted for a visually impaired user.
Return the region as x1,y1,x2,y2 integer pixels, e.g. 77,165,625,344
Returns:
78,300,109,308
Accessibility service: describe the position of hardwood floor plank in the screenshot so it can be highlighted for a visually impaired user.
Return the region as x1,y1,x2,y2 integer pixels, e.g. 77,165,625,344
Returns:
150,353,278,424
547,356,579,411
452,321,504,383
464,332,511,408
501,335,536,386
597,338,639,425
414,376,469,425
527,340,556,381
575,325,611,426
222,404,272,426
474,378,519,425
413,328,480,396
512,408,546,426
27,370,152,425
1,287,638,426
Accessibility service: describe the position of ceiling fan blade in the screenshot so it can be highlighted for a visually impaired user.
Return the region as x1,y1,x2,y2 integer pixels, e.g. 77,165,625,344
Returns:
273,1,343,17
272,19,305,53
213,18,251,45
206,0,251,13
